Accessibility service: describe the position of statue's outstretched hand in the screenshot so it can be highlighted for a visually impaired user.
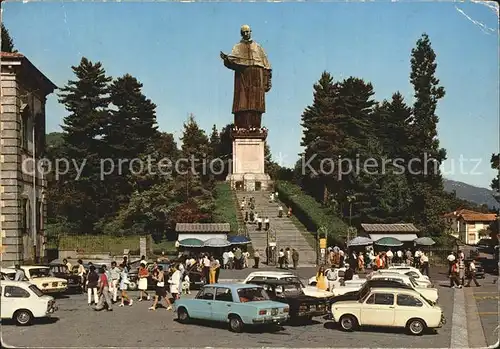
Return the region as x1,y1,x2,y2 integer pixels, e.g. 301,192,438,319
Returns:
220,51,227,60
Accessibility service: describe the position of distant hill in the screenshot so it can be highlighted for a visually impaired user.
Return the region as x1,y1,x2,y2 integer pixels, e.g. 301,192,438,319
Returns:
444,179,499,210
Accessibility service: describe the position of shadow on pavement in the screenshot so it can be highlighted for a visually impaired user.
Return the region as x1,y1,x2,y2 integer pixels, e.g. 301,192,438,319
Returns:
323,321,439,336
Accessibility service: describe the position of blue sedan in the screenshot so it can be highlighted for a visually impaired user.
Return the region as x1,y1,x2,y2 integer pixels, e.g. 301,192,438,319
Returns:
174,283,290,332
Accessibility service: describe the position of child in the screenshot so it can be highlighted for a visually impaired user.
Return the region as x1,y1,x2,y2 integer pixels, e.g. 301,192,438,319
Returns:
182,274,191,295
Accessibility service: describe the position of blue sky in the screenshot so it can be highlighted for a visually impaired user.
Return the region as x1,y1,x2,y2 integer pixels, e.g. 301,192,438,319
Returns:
3,1,498,188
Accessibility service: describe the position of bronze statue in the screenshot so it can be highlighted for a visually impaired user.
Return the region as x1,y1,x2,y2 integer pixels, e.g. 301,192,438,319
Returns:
220,24,272,130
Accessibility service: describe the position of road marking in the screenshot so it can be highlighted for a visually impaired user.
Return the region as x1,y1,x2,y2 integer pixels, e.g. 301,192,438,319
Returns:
451,289,468,348
473,296,500,300
464,288,488,348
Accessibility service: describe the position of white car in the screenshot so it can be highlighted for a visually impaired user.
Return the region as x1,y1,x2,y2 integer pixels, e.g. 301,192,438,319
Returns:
243,271,334,298
388,266,430,281
0,280,58,325
1,268,29,281
14,266,68,294
308,267,362,291
331,287,445,335
380,267,432,288
367,272,439,303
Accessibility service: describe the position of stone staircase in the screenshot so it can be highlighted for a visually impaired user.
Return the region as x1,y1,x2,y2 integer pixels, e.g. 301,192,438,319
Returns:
235,191,317,265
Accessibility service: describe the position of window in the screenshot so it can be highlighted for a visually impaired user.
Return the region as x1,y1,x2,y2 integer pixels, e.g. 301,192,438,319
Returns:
397,294,423,307
196,287,215,300
215,287,233,302
365,293,394,305
4,286,30,298
28,284,44,297
249,276,277,282
29,268,50,278
237,287,270,302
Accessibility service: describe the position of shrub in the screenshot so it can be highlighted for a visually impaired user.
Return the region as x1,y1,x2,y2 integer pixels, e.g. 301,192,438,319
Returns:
213,182,239,234
58,235,152,255
275,180,348,244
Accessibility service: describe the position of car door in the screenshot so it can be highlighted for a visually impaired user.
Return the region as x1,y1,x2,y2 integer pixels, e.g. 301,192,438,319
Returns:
360,292,396,326
192,286,215,320
2,285,31,318
211,287,234,321
394,293,424,326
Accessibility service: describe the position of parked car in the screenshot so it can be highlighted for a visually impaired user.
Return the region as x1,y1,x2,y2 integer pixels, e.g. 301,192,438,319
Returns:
464,259,485,279
247,279,329,322
330,279,413,305
174,283,289,332
243,271,334,298
366,272,439,303
0,280,58,325
16,266,67,294
378,267,432,288
307,267,363,291
48,263,82,293
331,287,445,335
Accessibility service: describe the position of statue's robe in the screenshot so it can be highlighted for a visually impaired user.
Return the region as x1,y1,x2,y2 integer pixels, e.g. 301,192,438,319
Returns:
224,40,271,128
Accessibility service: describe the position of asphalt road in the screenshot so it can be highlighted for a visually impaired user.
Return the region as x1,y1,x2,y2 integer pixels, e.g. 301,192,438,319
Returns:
472,276,500,347
2,284,455,348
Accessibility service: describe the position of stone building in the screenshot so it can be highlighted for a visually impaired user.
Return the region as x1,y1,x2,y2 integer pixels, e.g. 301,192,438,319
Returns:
0,52,57,265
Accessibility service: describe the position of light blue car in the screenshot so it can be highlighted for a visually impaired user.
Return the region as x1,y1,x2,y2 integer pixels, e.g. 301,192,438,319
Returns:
174,283,290,332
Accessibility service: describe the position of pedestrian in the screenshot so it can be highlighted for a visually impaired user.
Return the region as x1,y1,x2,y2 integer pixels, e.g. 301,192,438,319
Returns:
396,249,403,264
95,266,112,311
264,216,270,230
109,261,121,303
316,266,327,291
119,264,133,307
278,205,283,218
285,247,291,269
465,259,481,287
257,216,262,230
202,254,211,282
449,260,462,288
253,249,260,268
209,257,217,284
149,265,172,310
286,207,292,217
458,257,465,286
420,252,429,276
215,258,221,282
63,258,72,272
222,250,229,269
292,248,299,269
86,265,99,306
77,259,86,291
14,264,25,281
386,249,393,266
278,249,285,269
137,263,151,301
169,265,182,302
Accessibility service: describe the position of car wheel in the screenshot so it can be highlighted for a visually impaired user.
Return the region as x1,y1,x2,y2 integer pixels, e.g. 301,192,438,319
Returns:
339,314,357,331
128,281,138,291
177,307,190,324
228,315,244,333
407,318,425,335
14,309,33,326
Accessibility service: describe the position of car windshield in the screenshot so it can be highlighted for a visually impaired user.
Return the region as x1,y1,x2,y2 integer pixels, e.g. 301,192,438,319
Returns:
281,276,304,287
358,284,370,299
29,284,44,297
408,276,420,288
276,283,302,294
237,287,270,302
29,268,51,278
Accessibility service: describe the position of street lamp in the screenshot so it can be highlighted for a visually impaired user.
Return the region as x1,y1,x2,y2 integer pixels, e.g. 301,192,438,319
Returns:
346,195,356,242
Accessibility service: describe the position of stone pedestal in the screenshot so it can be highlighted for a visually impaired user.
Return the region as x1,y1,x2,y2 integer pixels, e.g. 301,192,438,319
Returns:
226,133,272,191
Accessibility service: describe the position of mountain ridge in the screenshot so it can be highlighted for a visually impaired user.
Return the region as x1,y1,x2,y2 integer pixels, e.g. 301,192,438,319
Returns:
444,179,499,210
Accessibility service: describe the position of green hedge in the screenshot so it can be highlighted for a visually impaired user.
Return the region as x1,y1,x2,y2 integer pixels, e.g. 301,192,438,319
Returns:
275,180,348,244
58,235,152,255
213,182,239,234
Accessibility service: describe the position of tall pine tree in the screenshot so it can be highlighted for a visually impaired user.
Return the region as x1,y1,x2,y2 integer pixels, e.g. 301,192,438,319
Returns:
407,33,447,235
1,23,15,52
56,57,112,232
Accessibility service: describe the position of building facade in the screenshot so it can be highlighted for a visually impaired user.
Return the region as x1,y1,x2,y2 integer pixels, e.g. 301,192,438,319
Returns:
443,209,497,245
0,52,56,265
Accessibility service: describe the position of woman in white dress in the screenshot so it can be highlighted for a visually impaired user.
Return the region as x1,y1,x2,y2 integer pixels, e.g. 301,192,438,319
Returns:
168,265,182,301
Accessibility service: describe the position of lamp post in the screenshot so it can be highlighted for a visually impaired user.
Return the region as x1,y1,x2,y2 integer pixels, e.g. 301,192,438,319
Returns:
346,195,356,242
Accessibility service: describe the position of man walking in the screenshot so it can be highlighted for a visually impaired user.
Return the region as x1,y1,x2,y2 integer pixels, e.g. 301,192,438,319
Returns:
292,249,299,269
253,249,260,268
95,266,113,311
109,261,121,303
465,259,481,287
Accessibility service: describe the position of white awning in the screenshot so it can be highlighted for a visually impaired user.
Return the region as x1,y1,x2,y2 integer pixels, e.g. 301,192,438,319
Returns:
368,233,418,242
178,233,227,242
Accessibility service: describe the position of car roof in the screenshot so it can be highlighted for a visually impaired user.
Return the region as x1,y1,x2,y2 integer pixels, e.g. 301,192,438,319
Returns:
368,287,421,295
0,280,33,287
247,271,295,277
1,268,16,272
204,283,262,290
372,272,411,279
248,279,301,285
18,265,49,269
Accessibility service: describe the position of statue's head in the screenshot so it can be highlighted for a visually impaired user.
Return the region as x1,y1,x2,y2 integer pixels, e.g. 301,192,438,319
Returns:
240,24,252,41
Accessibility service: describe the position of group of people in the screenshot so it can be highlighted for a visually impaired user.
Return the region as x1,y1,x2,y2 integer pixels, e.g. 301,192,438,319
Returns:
447,251,481,288
277,247,300,269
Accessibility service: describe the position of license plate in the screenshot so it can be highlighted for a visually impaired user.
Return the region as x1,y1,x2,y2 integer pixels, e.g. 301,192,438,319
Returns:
271,308,278,316
310,305,316,310
52,282,58,287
